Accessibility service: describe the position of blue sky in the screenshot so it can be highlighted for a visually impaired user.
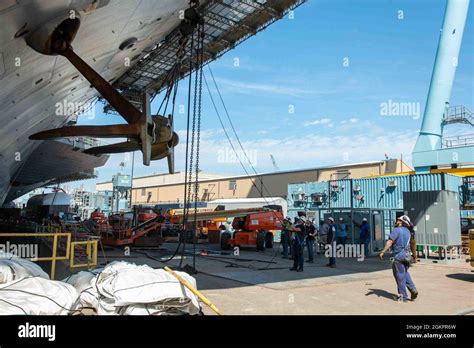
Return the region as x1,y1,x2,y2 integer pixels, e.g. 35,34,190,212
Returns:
73,0,473,191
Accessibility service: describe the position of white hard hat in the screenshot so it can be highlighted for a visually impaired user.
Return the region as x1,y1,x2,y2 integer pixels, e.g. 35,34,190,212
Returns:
362,218,368,222
328,217,334,222
397,215,411,225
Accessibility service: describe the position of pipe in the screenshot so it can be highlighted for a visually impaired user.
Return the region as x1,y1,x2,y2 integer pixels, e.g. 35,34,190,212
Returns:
413,0,470,153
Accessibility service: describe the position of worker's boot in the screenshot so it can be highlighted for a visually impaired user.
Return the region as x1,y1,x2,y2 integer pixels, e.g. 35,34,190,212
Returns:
397,296,409,303
409,288,418,300
289,267,297,271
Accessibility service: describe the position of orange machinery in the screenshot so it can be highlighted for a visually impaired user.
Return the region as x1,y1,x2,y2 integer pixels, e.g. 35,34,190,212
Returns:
219,209,284,251
96,207,283,250
137,208,158,224
90,209,105,221
171,207,284,250
97,208,180,247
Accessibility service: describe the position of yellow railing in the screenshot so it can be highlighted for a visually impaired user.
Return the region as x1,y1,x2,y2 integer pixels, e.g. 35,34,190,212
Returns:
0,232,98,279
70,239,98,269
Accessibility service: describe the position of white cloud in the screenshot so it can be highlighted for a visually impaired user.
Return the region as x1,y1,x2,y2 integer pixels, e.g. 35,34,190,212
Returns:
340,117,359,124
214,78,357,98
168,125,417,174
304,118,332,126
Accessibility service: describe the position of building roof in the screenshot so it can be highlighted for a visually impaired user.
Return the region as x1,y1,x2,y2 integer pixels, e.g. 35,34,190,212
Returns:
96,160,401,189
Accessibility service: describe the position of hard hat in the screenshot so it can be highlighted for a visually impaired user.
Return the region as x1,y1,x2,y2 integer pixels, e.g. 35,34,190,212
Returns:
339,217,344,221
362,218,368,222
328,217,334,222
397,215,411,225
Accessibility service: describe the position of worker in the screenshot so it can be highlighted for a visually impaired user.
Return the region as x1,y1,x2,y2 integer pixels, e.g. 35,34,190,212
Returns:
289,217,306,272
354,217,371,256
280,218,291,259
319,218,330,244
379,215,418,302
305,219,316,263
408,221,417,264
336,217,348,246
326,217,337,267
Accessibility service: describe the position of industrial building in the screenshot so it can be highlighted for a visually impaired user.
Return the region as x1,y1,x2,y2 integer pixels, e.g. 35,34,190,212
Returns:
96,159,412,205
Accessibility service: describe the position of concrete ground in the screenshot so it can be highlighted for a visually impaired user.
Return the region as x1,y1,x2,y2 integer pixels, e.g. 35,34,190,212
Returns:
100,242,474,315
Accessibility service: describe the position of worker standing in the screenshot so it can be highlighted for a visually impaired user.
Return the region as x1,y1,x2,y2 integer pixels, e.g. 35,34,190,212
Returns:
281,217,291,259
326,217,337,268
305,219,316,263
289,217,306,272
379,215,418,302
354,217,371,257
318,218,330,254
336,217,348,246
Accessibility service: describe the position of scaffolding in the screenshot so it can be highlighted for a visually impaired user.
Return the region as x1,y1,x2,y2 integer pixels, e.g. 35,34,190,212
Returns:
103,0,306,113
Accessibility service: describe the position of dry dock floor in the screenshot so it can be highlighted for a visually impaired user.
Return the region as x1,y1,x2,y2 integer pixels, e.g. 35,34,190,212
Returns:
100,242,473,315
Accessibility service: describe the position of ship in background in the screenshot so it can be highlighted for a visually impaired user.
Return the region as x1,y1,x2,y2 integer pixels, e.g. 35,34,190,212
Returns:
0,0,304,205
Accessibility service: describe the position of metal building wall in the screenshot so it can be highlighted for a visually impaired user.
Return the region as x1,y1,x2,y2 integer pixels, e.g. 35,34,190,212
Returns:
288,173,463,211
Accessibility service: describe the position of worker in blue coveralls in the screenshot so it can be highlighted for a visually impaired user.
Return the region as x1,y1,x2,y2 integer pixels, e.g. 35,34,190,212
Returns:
336,217,348,246
326,217,337,267
379,215,418,303
354,217,371,256
280,217,292,259
289,217,306,272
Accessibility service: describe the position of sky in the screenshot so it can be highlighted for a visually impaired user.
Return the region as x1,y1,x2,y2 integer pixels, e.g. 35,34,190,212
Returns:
71,0,474,192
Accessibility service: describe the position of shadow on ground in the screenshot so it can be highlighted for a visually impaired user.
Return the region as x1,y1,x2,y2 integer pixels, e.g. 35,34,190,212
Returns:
110,242,397,291
445,273,474,282
365,288,397,300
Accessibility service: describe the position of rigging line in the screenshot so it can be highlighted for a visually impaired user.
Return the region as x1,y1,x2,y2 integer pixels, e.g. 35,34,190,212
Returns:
156,63,180,115
180,30,200,268
203,74,264,199
162,63,181,116
192,22,205,271
203,73,284,269
207,65,282,217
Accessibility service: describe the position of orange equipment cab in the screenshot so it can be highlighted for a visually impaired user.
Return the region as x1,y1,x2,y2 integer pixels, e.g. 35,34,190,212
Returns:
220,210,284,251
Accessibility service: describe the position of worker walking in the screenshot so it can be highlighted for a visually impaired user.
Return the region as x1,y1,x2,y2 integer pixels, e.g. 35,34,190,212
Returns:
336,217,347,246
289,217,306,272
379,215,418,303
326,217,337,268
305,219,316,263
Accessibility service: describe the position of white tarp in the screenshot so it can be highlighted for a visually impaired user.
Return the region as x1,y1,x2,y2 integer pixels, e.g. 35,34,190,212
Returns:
66,261,201,315
0,254,77,315
0,256,201,315
0,277,78,315
0,252,49,285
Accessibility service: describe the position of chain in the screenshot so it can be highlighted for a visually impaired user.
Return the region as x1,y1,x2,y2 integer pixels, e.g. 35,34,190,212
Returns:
194,23,204,210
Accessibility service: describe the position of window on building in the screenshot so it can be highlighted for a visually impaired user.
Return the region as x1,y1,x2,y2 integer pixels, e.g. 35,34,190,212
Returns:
334,170,350,180
229,180,237,190
141,188,146,195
